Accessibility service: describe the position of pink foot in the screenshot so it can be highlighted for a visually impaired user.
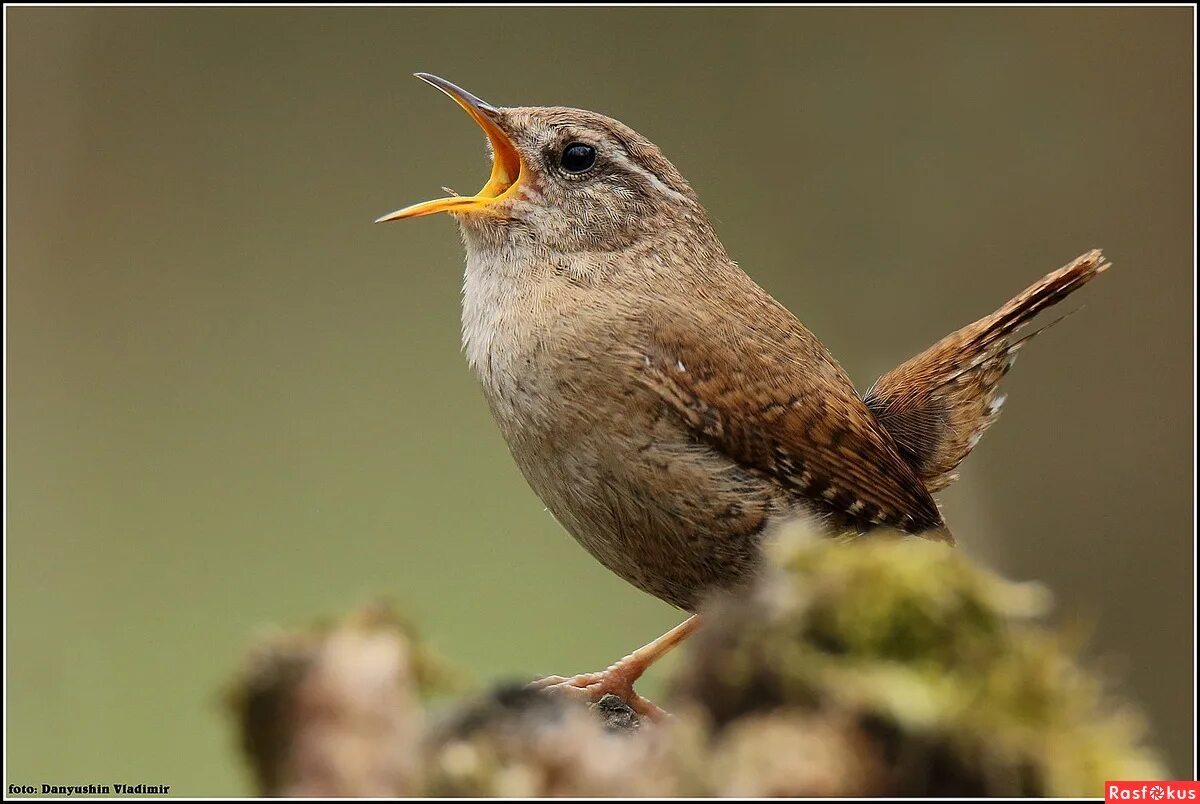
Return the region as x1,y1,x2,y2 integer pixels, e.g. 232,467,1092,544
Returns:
529,666,668,720
527,617,703,722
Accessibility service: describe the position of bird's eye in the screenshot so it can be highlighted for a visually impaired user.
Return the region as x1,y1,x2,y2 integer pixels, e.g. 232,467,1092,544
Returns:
560,142,597,174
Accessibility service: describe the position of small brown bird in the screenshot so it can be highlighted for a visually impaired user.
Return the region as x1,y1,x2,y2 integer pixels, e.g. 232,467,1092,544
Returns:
377,74,1109,717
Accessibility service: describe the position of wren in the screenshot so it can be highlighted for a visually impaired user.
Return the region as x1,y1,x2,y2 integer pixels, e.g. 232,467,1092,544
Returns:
377,74,1109,717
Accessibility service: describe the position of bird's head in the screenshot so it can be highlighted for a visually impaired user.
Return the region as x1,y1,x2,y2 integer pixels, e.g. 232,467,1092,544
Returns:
376,74,707,254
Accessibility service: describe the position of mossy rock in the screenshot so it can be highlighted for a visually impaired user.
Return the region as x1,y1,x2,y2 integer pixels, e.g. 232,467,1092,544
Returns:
670,526,1166,796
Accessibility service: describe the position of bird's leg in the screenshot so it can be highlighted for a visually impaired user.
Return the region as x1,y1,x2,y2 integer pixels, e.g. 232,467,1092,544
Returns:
529,615,702,720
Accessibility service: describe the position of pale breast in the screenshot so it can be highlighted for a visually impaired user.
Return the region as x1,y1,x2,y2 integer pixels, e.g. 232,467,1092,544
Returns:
460,250,788,610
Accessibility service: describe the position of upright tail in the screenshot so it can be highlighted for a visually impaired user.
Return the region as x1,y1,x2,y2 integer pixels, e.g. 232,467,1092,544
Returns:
863,250,1110,492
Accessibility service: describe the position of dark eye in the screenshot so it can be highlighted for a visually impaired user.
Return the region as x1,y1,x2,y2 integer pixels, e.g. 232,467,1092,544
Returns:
560,142,597,174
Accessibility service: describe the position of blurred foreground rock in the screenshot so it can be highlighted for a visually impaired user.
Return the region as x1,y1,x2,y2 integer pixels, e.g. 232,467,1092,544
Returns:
228,526,1166,797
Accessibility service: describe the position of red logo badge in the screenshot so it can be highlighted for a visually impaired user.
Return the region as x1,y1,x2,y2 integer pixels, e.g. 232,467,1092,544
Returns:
1107,782,1200,802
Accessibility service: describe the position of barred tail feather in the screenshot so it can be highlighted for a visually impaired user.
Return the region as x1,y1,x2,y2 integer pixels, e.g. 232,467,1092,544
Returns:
864,250,1110,492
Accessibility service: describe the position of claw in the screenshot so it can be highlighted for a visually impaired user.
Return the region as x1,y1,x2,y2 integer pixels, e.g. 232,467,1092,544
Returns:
530,671,668,720
525,616,702,722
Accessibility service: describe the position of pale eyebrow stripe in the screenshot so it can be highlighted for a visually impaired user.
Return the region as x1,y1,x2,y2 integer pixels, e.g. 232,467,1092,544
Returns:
605,148,690,205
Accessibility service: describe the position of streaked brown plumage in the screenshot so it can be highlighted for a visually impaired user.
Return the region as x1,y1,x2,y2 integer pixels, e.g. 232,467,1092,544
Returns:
378,74,1109,716
865,252,1108,492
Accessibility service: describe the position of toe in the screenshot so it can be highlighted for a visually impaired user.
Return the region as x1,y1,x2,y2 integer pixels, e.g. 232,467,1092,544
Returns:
527,669,671,720
528,672,602,690
527,674,570,689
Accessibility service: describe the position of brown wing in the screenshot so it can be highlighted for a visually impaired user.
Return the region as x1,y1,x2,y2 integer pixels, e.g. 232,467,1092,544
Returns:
635,294,946,538
864,250,1108,491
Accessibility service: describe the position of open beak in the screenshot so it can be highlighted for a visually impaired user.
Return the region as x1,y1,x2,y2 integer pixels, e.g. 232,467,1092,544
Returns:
375,74,523,222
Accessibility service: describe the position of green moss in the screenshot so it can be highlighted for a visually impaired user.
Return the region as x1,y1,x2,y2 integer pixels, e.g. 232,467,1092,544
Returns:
675,527,1166,796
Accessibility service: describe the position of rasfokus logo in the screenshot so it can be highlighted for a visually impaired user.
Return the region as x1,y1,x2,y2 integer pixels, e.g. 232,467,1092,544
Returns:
1107,781,1200,801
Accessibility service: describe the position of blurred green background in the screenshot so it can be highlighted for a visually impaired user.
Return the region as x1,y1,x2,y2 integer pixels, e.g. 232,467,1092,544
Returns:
6,6,1193,794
